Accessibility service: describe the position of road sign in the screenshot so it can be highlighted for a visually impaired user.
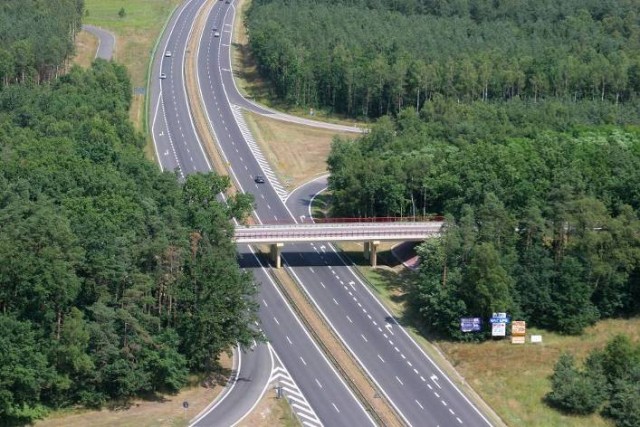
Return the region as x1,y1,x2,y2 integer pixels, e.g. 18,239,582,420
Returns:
489,313,511,324
460,317,482,332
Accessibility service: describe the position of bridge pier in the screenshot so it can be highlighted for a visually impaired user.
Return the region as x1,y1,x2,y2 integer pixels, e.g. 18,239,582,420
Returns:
270,242,284,268
363,240,380,267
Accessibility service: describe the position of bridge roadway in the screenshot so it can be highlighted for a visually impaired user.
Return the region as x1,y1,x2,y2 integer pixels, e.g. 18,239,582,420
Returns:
234,221,442,243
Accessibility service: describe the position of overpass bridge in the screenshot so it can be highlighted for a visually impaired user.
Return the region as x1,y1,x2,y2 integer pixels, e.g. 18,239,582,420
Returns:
234,221,443,267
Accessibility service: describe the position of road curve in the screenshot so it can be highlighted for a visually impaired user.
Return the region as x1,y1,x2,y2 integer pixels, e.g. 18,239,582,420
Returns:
190,344,273,427
82,24,116,60
218,8,364,133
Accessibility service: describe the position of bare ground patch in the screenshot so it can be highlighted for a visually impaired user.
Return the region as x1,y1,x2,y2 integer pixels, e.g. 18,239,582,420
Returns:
72,31,99,68
236,392,300,427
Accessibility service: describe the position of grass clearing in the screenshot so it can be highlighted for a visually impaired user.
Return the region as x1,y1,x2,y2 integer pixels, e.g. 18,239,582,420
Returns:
82,0,181,130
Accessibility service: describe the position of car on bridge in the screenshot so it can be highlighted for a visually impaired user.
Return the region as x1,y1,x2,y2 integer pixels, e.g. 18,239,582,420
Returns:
254,175,265,184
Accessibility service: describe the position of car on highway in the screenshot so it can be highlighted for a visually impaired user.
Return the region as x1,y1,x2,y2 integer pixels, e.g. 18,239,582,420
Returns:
165,50,172,57
254,175,265,184
213,31,220,37
159,73,167,79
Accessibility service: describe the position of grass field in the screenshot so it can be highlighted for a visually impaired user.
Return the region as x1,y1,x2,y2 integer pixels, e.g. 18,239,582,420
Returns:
82,0,181,129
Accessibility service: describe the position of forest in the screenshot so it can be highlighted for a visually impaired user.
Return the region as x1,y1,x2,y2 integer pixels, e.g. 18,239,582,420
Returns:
0,34,260,427
0,60,261,424
328,106,640,338
0,0,84,85
247,0,640,117
312,0,640,341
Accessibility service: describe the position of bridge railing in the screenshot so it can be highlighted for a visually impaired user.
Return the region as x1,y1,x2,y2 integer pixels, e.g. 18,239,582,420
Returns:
312,215,445,224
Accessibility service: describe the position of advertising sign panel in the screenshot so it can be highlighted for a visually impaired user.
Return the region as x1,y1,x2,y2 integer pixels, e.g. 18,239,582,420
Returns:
489,312,511,324
460,317,482,332
492,322,506,337
512,320,526,336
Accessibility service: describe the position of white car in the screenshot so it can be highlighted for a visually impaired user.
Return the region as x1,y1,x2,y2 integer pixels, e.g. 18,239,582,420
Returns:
214,31,220,38
159,73,167,79
165,50,172,57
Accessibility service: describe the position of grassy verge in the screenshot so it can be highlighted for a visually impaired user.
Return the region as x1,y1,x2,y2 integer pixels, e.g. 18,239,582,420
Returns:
237,392,300,427
243,111,357,190
82,0,181,131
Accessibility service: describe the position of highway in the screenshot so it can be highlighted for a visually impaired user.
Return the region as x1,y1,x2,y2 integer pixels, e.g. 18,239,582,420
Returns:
196,1,496,425
150,0,496,425
149,1,375,426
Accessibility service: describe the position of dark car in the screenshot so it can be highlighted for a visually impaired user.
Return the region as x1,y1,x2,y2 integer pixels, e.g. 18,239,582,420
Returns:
254,175,265,184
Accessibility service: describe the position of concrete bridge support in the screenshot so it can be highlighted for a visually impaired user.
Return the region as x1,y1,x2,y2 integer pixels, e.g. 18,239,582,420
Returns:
270,242,284,268
363,240,380,267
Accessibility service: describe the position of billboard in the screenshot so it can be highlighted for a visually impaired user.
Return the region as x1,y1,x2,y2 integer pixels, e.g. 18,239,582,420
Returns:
512,320,526,336
460,317,482,332
492,322,506,337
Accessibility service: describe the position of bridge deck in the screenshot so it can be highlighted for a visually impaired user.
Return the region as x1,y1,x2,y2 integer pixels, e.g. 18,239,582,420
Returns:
234,222,443,243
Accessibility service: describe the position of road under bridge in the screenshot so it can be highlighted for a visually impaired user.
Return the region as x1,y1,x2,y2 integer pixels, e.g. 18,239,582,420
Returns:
234,221,443,267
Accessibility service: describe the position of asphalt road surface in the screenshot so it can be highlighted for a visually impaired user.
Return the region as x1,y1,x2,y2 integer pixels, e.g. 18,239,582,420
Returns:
150,0,496,424
82,25,116,60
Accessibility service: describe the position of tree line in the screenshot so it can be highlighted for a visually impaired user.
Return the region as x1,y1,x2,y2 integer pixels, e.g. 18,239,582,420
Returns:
0,61,260,424
547,334,640,426
246,0,640,117
0,0,84,86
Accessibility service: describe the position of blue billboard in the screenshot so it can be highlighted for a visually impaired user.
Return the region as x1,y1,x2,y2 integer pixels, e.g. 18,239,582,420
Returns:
460,317,482,332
